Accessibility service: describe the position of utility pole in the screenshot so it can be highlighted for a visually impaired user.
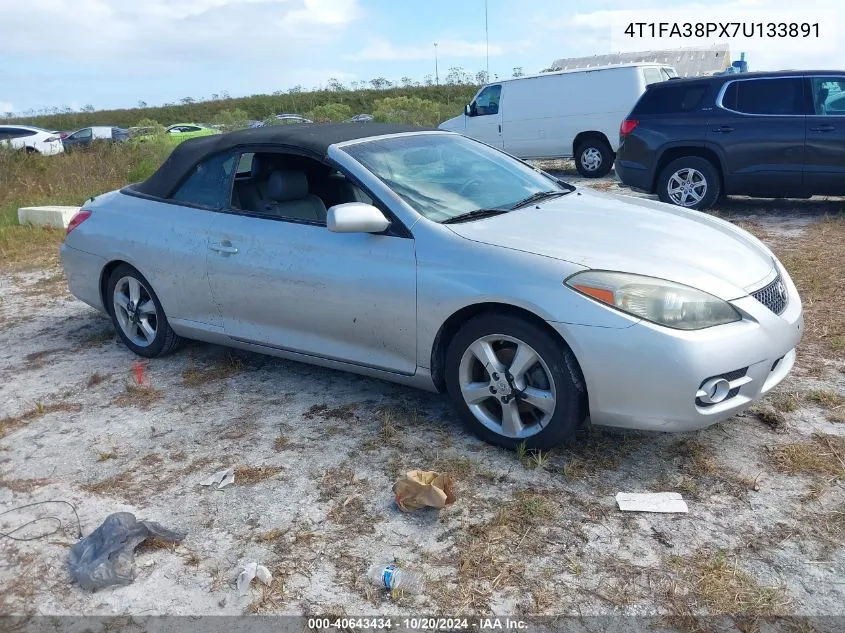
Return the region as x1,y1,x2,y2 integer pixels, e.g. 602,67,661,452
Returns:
485,0,489,79
434,42,439,85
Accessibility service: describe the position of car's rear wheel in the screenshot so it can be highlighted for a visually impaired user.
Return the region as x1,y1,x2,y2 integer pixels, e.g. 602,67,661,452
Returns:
445,313,587,450
107,264,182,358
657,157,721,210
575,139,614,178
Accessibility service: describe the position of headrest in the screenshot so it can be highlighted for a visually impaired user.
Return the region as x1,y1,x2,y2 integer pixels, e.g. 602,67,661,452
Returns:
267,170,309,202
251,154,267,179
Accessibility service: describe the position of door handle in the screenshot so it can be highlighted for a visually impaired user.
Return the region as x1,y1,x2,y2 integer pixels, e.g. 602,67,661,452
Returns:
809,124,835,132
498,124,502,134
711,126,734,133
209,242,239,255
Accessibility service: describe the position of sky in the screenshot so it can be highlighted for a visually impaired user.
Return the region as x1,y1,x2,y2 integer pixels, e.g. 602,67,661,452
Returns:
0,0,842,114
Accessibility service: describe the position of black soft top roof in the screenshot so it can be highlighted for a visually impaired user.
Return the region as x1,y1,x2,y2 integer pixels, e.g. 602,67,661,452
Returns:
134,122,433,198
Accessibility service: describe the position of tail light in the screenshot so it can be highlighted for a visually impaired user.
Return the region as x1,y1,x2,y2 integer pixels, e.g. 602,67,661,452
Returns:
44,136,61,143
65,210,91,238
620,119,639,137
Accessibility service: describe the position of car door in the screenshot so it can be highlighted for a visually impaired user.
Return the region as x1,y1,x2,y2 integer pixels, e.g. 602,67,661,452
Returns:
67,128,94,148
465,84,504,149
803,75,845,195
708,76,806,196
206,152,418,375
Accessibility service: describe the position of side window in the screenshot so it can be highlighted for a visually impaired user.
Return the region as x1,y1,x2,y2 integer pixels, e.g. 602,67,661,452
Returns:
5,128,36,139
632,84,707,115
810,76,845,115
722,78,804,115
643,67,664,85
236,152,254,175
170,151,236,208
472,85,502,116
72,128,93,140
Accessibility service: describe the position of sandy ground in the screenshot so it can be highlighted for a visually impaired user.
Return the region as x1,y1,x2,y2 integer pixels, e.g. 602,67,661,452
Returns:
1,172,843,625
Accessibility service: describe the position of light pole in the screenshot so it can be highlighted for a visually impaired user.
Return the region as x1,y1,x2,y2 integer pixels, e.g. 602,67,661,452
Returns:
434,42,439,85
485,0,489,80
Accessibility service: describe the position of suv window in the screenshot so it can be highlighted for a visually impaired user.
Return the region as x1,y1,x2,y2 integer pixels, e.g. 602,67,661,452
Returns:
633,84,707,114
70,128,93,140
809,76,845,114
472,85,502,116
721,78,804,115
170,151,236,208
643,67,665,85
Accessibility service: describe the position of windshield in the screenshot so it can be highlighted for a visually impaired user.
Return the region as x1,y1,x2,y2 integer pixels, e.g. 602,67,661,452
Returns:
342,133,567,222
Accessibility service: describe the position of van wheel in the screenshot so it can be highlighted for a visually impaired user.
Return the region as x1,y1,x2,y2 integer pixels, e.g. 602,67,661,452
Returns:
657,157,720,210
575,140,613,178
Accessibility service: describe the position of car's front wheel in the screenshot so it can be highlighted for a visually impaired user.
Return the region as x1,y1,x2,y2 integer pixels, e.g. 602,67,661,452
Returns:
445,313,587,450
107,264,183,358
657,156,721,210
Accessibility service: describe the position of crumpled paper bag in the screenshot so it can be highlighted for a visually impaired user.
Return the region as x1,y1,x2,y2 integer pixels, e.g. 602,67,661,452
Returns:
393,470,456,512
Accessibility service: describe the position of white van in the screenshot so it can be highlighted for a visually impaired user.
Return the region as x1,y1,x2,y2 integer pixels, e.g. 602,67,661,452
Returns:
439,63,677,177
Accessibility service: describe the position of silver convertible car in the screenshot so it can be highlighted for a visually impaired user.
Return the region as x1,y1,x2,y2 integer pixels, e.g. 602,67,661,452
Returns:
61,123,803,449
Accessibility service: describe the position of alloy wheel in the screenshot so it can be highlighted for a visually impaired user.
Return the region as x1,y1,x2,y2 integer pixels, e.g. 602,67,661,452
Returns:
113,276,158,348
667,168,707,207
458,334,557,439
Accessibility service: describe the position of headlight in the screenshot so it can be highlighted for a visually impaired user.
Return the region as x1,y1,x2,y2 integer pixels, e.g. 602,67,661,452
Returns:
565,271,741,330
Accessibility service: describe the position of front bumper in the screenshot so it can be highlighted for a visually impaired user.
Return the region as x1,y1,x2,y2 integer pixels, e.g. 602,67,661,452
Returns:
60,243,107,313
550,271,803,432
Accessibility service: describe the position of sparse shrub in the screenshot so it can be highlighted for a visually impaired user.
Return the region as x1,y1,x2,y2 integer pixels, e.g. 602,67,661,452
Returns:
211,108,250,131
306,103,352,123
372,96,441,126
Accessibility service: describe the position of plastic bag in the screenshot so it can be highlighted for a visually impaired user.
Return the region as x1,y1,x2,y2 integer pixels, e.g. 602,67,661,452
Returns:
68,512,186,590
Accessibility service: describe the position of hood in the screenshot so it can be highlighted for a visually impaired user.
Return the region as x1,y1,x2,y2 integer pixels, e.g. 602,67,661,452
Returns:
445,189,775,300
438,115,464,132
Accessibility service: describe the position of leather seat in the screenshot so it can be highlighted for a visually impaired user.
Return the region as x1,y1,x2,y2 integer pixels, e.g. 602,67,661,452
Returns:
262,169,327,222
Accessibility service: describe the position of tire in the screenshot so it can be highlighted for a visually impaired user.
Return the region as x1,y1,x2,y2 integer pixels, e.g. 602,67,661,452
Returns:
24,146,39,154
657,156,721,210
575,139,614,178
106,264,183,358
444,313,587,450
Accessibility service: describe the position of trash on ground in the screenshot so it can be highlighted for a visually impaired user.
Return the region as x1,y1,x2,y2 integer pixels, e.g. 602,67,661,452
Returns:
68,512,186,590
131,360,149,386
237,561,273,595
393,470,455,512
367,560,422,593
615,492,688,513
200,468,235,489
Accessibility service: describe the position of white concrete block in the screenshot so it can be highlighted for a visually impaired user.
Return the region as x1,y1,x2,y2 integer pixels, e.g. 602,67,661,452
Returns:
616,492,688,513
17,206,81,229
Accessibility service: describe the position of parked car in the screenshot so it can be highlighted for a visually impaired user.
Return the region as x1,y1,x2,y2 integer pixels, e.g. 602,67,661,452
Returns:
0,125,64,155
60,123,802,450
273,114,312,125
348,114,374,123
615,70,845,209
62,126,129,149
130,123,219,144
438,63,677,177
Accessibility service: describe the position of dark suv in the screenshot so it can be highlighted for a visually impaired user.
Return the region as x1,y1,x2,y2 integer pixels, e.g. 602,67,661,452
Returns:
615,70,845,210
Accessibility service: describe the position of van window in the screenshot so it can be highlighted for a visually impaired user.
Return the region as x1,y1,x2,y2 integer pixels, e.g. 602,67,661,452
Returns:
632,84,707,115
721,78,804,115
471,85,502,116
643,68,665,85
809,76,845,114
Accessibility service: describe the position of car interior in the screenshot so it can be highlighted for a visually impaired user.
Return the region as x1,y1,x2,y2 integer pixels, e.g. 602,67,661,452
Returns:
231,152,372,223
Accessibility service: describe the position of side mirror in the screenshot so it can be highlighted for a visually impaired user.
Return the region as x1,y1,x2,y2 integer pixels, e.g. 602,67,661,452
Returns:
327,203,390,234
464,104,472,116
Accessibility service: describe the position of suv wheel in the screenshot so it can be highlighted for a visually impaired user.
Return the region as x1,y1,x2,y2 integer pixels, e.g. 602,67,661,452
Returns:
575,140,613,178
657,157,720,210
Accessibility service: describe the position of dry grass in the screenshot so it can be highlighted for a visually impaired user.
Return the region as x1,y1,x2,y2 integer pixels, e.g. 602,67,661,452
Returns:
666,550,790,616
749,403,787,431
804,388,844,408
0,142,171,270
182,353,245,387
80,328,115,348
112,383,163,410
0,477,50,493
0,401,82,439
272,436,290,451
304,403,359,420
82,455,216,500
766,434,845,477
768,216,845,359
236,465,283,485
86,371,108,387
246,574,286,614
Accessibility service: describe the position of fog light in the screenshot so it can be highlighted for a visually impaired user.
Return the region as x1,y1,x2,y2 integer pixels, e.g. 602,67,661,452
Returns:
698,378,730,404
